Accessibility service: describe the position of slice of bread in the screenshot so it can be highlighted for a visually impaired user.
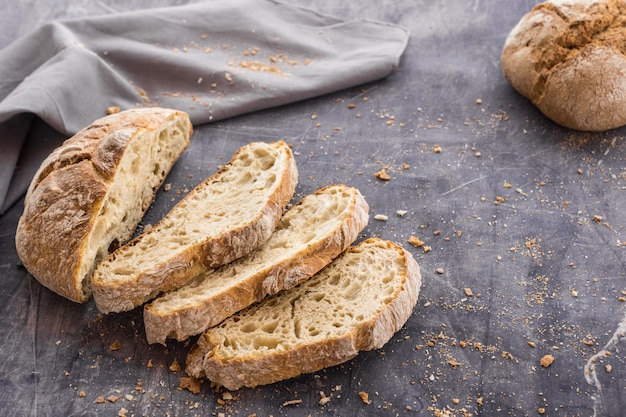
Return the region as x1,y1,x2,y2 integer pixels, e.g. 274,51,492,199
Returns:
92,141,298,313
185,238,421,390
15,108,192,303
144,184,370,345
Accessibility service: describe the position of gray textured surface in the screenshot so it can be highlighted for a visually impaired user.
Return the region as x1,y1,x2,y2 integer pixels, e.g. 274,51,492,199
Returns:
1,1,625,416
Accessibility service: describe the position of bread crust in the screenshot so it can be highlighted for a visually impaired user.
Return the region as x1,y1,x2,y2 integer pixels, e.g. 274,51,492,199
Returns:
143,185,370,345
185,238,421,390
501,0,626,131
15,108,192,302
92,141,298,313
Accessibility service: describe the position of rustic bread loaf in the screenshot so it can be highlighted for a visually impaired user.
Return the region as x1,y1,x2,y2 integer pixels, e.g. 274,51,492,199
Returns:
501,0,626,131
15,108,192,303
144,184,369,345
92,141,298,313
185,238,421,390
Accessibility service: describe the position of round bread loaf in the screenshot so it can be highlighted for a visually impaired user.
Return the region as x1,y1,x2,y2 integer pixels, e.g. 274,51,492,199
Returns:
501,0,626,131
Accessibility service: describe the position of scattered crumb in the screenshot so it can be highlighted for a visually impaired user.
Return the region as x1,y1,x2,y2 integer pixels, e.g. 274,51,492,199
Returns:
374,214,389,221
179,377,202,394
109,341,122,351
436,268,445,274
408,235,425,248
358,391,372,405
106,106,121,115
540,354,554,368
374,169,391,180
169,359,181,373
463,288,473,297
282,399,303,406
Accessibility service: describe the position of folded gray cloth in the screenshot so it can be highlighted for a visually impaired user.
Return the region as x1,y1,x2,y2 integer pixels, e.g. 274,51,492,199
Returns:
0,0,409,215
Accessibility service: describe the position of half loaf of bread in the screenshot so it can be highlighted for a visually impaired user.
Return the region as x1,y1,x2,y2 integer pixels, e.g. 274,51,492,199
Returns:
92,140,298,313
15,108,192,303
185,238,421,390
144,184,369,345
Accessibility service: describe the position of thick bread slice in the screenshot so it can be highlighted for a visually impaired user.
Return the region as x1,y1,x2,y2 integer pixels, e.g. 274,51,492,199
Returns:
15,108,192,303
92,141,298,313
185,238,421,390
144,184,370,345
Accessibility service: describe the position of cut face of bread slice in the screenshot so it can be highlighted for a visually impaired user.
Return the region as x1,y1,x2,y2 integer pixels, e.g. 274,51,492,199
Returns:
144,184,369,345
15,108,192,303
185,238,421,390
92,141,298,313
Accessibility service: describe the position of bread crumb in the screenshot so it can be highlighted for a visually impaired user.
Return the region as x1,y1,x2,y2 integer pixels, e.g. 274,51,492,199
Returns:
540,354,554,368
169,359,181,372
397,210,408,216
109,340,121,351
358,391,372,405
374,169,391,180
106,106,121,115
463,288,473,297
433,144,442,153
528,341,536,348
282,399,303,406
179,377,202,394
118,408,128,417
374,214,388,221
436,268,444,274
408,235,425,248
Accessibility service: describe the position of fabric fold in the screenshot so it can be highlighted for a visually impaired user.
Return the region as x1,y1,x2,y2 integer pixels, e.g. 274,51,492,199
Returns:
0,0,409,214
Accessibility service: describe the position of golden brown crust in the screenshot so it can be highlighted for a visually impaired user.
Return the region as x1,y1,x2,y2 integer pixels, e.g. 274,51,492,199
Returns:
15,108,192,303
501,0,626,131
16,161,108,302
185,238,422,390
143,185,369,345
92,141,298,313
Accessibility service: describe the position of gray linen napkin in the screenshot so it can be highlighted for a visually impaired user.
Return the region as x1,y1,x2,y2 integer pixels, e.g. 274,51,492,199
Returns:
0,0,409,214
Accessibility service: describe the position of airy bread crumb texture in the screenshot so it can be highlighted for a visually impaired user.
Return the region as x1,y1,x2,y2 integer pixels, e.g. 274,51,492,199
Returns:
143,184,369,345
185,238,421,390
92,141,297,313
80,116,190,295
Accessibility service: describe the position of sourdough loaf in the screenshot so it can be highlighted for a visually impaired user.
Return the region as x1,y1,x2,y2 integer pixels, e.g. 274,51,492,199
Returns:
501,0,626,131
144,184,369,345
92,141,298,313
185,238,421,390
15,108,192,303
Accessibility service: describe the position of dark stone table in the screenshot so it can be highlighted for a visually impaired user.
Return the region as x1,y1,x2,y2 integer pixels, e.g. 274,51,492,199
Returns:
1,1,625,416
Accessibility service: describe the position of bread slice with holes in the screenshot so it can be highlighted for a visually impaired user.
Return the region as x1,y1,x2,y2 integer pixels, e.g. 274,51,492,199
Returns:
92,140,298,313
143,184,369,345
15,108,192,303
185,238,421,390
